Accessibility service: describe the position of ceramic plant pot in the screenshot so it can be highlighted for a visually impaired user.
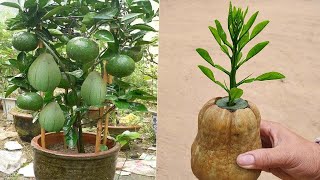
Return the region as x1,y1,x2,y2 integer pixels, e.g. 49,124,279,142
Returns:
31,132,120,180
108,125,141,136
10,109,41,142
191,97,262,180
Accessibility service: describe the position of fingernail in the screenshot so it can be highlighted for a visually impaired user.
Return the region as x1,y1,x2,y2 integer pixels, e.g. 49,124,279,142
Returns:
237,154,255,166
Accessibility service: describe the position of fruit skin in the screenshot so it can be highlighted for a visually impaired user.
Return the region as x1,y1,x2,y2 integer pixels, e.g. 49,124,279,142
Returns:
39,102,66,132
16,92,43,111
28,53,62,92
58,73,76,89
122,46,143,62
191,97,261,180
66,37,99,63
81,71,106,106
12,32,39,52
106,55,135,78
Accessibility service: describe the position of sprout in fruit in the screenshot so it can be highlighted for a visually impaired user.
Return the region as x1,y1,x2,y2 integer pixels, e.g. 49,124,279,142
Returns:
197,2,285,108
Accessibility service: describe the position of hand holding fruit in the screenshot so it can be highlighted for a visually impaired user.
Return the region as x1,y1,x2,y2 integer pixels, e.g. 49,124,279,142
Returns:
237,120,320,180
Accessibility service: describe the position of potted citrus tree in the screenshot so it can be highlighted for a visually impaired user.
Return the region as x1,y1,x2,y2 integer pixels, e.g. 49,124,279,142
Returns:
191,3,285,180
2,0,158,179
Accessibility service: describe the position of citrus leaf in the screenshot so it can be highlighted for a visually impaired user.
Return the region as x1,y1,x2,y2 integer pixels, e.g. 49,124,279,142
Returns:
239,32,249,49
5,85,18,98
105,94,118,101
220,45,229,56
256,72,285,81
94,8,118,20
48,29,63,35
39,0,50,8
0,2,21,10
245,41,269,61
196,48,213,66
65,70,83,78
214,64,229,75
42,6,68,20
209,26,221,45
198,65,215,82
215,20,227,43
24,0,36,8
240,11,259,37
130,24,156,32
250,20,269,40
121,13,142,22
230,88,243,102
94,30,115,42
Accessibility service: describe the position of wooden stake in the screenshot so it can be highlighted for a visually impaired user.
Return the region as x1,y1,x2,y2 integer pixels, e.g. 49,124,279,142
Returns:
95,119,103,153
102,62,113,145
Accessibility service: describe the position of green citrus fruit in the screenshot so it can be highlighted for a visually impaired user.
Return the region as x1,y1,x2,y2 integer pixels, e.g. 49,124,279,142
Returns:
16,92,43,111
106,55,135,78
58,73,76,89
122,46,143,62
81,71,106,106
27,53,62,92
12,32,39,52
66,37,99,63
39,102,65,132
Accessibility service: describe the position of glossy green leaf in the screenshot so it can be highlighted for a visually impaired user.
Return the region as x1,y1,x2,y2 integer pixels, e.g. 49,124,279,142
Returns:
65,70,83,78
245,41,269,61
42,6,68,20
240,11,259,37
114,100,130,109
82,12,97,26
39,0,50,8
48,29,63,35
94,30,115,42
220,45,229,56
239,32,249,49
196,48,213,65
198,65,215,82
121,13,142,22
94,8,118,20
250,20,269,40
256,72,285,81
214,64,229,75
116,131,141,147
0,2,21,10
209,26,221,45
128,102,148,111
105,94,118,101
5,85,18,98
130,24,156,32
100,145,108,151
229,87,243,102
215,20,227,43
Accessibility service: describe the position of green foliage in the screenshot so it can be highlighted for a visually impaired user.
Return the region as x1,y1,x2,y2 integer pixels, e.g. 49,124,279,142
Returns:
2,0,158,152
197,2,285,106
116,130,141,147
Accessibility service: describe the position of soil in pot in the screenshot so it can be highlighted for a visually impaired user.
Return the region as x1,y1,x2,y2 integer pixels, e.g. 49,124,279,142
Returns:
10,108,40,142
191,97,261,180
31,132,120,180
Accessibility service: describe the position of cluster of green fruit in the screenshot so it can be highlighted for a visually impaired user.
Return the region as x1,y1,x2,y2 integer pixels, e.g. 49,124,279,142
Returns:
12,31,143,133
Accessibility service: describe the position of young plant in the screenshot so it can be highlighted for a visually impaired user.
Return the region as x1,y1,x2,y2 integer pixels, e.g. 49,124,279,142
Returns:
197,2,285,108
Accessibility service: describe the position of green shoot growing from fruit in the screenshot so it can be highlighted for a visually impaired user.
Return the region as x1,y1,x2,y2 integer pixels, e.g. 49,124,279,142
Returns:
197,2,285,109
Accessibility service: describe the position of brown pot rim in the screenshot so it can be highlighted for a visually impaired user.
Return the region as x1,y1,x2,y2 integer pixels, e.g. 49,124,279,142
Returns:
9,108,33,118
107,125,141,129
31,132,120,159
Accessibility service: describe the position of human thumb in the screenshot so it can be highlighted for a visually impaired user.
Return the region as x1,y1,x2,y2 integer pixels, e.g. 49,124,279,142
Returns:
236,148,288,169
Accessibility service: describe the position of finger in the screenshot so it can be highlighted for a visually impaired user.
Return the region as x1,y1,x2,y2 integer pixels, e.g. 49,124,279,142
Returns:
237,147,290,169
269,168,294,180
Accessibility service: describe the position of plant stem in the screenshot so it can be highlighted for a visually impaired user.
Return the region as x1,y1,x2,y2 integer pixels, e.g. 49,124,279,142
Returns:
77,111,85,153
228,40,238,106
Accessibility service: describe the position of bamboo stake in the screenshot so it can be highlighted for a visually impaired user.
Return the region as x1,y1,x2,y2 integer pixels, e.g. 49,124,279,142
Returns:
40,92,46,148
38,26,46,148
95,116,103,153
103,62,113,145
